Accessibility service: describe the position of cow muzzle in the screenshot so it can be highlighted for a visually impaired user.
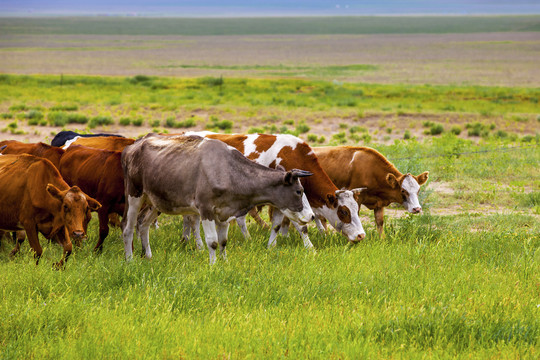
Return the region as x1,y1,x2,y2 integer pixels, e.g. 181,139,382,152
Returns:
349,233,365,244
412,207,422,214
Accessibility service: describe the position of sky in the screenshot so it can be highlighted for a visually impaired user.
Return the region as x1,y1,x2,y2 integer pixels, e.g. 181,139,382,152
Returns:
1,1,539,16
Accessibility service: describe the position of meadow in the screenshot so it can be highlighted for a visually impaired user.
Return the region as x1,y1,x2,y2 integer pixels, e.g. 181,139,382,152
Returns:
0,16,539,359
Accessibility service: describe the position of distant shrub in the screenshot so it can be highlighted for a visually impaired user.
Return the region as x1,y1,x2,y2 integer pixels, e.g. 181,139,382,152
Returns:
403,130,411,140
25,109,43,120
199,76,223,87
386,127,392,134
283,119,294,126
495,130,508,139
331,132,347,144
48,111,68,126
119,117,131,126
7,121,18,129
67,113,88,124
317,135,326,144
429,123,444,135
129,75,152,84
521,135,535,143
466,122,489,137
339,123,348,129
89,115,114,128
165,117,196,128
9,104,29,112
206,116,232,131
337,98,357,107
129,118,142,126
148,119,159,127
1,113,13,119
295,123,310,134
248,127,265,134
450,125,462,135
50,104,78,111
422,121,433,128
307,134,318,142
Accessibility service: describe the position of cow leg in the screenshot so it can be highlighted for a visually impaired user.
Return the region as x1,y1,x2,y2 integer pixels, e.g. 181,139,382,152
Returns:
53,229,73,269
374,207,385,237
183,215,204,250
9,232,26,257
22,224,42,265
268,210,285,248
122,195,144,261
216,221,230,261
249,207,269,229
315,216,327,233
94,206,110,252
201,219,219,265
280,217,291,236
137,207,159,259
291,221,315,249
235,215,250,239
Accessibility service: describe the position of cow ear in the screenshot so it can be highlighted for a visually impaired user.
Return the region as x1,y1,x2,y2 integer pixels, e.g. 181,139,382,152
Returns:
86,196,102,211
351,187,367,202
416,171,429,185
326,193,338,208
276,164,286,172
46,184,64,201
283,171,293,186
386,173,399,189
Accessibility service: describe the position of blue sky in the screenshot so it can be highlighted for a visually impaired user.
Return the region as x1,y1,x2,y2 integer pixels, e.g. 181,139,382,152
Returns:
1,1,539,16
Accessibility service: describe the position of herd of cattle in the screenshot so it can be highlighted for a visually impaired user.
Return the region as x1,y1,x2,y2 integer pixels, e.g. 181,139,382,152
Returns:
0,130,429,266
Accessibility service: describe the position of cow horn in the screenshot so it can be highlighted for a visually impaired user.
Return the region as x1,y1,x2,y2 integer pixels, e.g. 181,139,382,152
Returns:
352,187,367,194
291,169,313,178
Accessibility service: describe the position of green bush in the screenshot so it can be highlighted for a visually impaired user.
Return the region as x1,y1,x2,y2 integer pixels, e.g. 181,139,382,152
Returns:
248,127,265,134
429,123,444,135
295,123,310,134
403,130,411,140
89,115,114,128
119,117,131,126
0,113,13,119
25,109,43,120
206,116,232,131
48,111,68,126
199,76,223,87
50,104,78,111
9,104,29,112
450,125,462,135
307,134,318,142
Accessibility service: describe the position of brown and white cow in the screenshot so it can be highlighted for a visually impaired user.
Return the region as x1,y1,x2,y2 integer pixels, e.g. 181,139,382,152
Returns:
0,154,101,267
121,134,314,264
59,145,125,252
185,132,366,247
0,140,64,168
313,146,429,236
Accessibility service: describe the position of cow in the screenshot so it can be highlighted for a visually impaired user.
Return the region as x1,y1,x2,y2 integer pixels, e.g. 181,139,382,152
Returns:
0,154,101,267
312,146,429,236
184,132,366,248
63,136,135,151
59,145,125,252
51,130,125,147
121,134,315,264
0,140,64,168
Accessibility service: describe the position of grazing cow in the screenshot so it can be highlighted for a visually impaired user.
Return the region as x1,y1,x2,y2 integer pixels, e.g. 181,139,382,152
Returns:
0,140,64,168
0,154,101,267
313,146,429,236
59,145,125,251
121,134,314,264
51,130,125,148
185,132,366,247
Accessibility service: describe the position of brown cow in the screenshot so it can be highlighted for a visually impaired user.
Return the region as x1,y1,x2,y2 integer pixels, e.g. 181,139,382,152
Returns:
59,145,125,251
0,154,101,267
313,146,429,236
0,140,64,168
64,136,135,151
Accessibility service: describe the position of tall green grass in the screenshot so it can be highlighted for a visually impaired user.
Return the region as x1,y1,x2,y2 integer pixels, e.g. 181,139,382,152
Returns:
0,213,538,359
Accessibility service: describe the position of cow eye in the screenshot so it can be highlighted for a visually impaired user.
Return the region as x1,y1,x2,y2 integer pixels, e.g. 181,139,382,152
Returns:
63,204,69,212
296,190,302,196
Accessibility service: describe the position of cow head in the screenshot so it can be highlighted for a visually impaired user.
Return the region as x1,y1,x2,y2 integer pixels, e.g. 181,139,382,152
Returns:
276,169,315,225
47,184,101,245
320,188,366,243
386,171,429,213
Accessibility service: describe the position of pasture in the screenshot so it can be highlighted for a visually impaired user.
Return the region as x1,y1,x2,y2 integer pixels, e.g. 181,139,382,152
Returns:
0,16,539,359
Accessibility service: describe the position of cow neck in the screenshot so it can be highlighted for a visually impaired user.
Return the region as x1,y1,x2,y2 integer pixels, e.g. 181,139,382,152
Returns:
277,145,337,209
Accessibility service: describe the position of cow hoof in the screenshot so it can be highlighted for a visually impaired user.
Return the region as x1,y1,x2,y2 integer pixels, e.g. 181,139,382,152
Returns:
52,261,65,270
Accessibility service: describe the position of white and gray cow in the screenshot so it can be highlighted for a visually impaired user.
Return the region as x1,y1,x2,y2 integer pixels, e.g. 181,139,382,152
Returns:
121,134,315,264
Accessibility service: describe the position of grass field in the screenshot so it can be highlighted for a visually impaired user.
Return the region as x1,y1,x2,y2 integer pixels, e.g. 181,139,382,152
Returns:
0,15,539,359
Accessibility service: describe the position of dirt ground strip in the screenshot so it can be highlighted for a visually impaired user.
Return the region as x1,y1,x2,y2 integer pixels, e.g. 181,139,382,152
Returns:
1,32,539,86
